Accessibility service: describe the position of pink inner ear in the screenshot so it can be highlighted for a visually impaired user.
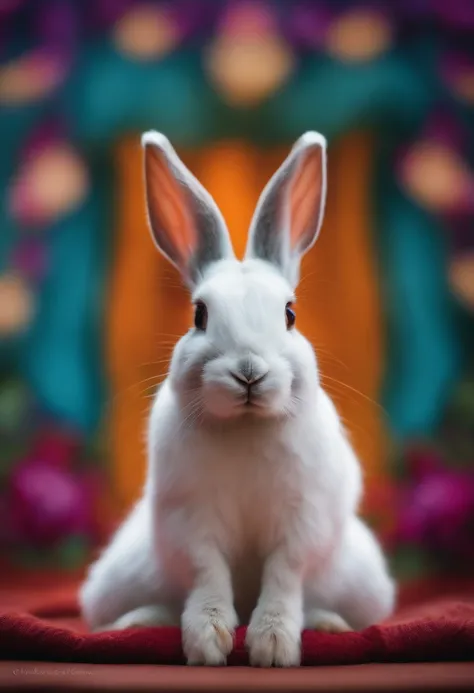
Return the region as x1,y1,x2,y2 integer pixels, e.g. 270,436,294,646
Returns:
145,146,197,262
288,147,323,249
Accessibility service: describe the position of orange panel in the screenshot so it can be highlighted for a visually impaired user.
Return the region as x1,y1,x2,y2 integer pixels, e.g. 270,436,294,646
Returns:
195,141,258,255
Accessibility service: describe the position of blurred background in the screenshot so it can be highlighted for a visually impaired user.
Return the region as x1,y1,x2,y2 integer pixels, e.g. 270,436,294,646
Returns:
0,0,473,587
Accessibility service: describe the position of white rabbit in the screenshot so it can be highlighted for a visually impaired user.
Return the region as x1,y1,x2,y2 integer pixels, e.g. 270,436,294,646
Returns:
80,131,395,667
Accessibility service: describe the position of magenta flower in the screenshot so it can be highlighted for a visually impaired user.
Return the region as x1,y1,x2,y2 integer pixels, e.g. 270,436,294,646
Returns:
11,239,48,283
433,0,474,31
395,447,474,563
6,457,96,547
31,427,81,469
282,2,334,49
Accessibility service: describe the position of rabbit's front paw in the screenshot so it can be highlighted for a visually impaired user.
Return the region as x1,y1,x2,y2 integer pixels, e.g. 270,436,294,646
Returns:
182,604,237,666
246,608,301,667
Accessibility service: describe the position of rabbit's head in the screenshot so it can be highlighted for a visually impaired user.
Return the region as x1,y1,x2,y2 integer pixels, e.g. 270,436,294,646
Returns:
142,131,327,420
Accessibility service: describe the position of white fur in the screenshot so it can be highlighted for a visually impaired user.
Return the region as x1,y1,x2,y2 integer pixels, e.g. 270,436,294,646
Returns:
80,132,395,667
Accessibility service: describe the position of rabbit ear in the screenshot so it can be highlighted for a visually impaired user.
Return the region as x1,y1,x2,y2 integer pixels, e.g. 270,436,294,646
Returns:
142,131,235,287
245,132,327,287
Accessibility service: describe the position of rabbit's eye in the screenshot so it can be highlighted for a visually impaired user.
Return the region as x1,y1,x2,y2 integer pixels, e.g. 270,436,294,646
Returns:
286,303,296,329
194,301,208,331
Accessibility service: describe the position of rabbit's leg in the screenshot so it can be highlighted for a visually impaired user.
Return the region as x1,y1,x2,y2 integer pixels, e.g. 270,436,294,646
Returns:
304,608,352,633
246,549,304,667
304,516,395,632
181,545,238,666
95,604,179,632
80,499,179,631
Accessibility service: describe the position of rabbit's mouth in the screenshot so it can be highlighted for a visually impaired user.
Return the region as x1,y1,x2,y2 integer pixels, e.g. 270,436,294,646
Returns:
243,398,261,411
241,399,271,417
199,384,287,420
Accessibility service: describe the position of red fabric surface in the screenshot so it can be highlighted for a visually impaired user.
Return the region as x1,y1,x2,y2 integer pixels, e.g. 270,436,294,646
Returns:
1,579,474,667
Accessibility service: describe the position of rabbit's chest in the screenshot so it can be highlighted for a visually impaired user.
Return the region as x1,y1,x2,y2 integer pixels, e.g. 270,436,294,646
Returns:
189,437,316,553
156,422,330,567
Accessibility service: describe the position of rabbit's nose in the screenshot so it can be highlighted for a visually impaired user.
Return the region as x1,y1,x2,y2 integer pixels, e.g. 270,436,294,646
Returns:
230,362,268,388
238,358,254,383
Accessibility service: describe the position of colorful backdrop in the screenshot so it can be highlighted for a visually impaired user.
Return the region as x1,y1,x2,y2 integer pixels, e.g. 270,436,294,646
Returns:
0,0,473,579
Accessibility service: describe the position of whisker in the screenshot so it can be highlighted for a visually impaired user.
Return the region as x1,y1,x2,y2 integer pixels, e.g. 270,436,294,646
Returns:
108,373,169,406
138,361,172,371
176,398,203,435
137,385,165,398
341,418,372,442
151,332,185,340
135,374,168,385
319,374,384,412
144,341,178,348
315,350,350,373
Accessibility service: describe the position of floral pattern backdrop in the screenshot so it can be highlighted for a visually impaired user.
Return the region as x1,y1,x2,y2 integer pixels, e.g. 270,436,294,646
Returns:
0,0,473,576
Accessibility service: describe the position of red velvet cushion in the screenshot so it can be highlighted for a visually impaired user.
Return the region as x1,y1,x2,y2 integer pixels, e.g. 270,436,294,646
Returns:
1,583,474,666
